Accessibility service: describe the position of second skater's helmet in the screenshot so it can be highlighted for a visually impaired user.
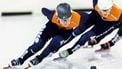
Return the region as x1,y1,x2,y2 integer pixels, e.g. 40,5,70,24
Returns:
98,0,113,10
56,3,71,20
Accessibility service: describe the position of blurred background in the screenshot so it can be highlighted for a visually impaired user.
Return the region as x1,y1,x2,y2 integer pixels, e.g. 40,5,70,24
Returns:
0,0,121,15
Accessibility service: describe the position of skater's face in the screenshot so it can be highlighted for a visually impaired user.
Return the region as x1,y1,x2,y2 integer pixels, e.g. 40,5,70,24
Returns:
101,8,111,17
57,16,72,27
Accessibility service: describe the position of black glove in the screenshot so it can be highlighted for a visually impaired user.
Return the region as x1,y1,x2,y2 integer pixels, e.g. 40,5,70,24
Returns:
100,40,115,49
88,38,97,46
88,37,100,46
41,8,54,20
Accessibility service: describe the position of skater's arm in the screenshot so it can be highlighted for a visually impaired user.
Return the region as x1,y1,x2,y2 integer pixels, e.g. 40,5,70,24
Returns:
93,0,97,8
88,22,121,46
73,11,96,36
41,8,54,20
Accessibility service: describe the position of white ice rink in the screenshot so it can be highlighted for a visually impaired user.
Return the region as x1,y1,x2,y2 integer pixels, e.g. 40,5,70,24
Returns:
0,14,122,69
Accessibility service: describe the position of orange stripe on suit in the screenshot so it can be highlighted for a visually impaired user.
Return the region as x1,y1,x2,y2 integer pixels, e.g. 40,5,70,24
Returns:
52,11,80,30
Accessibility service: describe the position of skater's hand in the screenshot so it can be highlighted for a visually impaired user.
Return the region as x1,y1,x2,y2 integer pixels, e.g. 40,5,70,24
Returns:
59,50,70,58
88,37,98,46
83,41,93,48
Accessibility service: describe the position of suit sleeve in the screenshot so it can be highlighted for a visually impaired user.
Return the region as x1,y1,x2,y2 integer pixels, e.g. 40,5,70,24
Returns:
93,0,97,8
73,11,96,36
41,8,54,20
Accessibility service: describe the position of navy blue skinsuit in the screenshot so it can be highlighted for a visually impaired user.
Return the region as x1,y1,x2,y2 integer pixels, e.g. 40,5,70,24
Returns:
118,25,122,36
91,17,122,42
17,8,90,64
68,0,122,53
110,23,122,45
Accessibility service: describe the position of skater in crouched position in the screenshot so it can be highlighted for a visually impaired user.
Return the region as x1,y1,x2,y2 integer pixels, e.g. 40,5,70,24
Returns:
88,19,122,52
9,3,90,67
59,0,122,57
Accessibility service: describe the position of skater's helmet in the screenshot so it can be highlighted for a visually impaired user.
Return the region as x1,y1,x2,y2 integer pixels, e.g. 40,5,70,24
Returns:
56,3,71,20
98,0,113,10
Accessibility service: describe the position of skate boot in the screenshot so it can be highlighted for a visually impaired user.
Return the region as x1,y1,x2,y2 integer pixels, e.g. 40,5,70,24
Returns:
95,40,114,52
24,57,40,69
10,59,21,66
30,57,40,66
3,59,21,69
